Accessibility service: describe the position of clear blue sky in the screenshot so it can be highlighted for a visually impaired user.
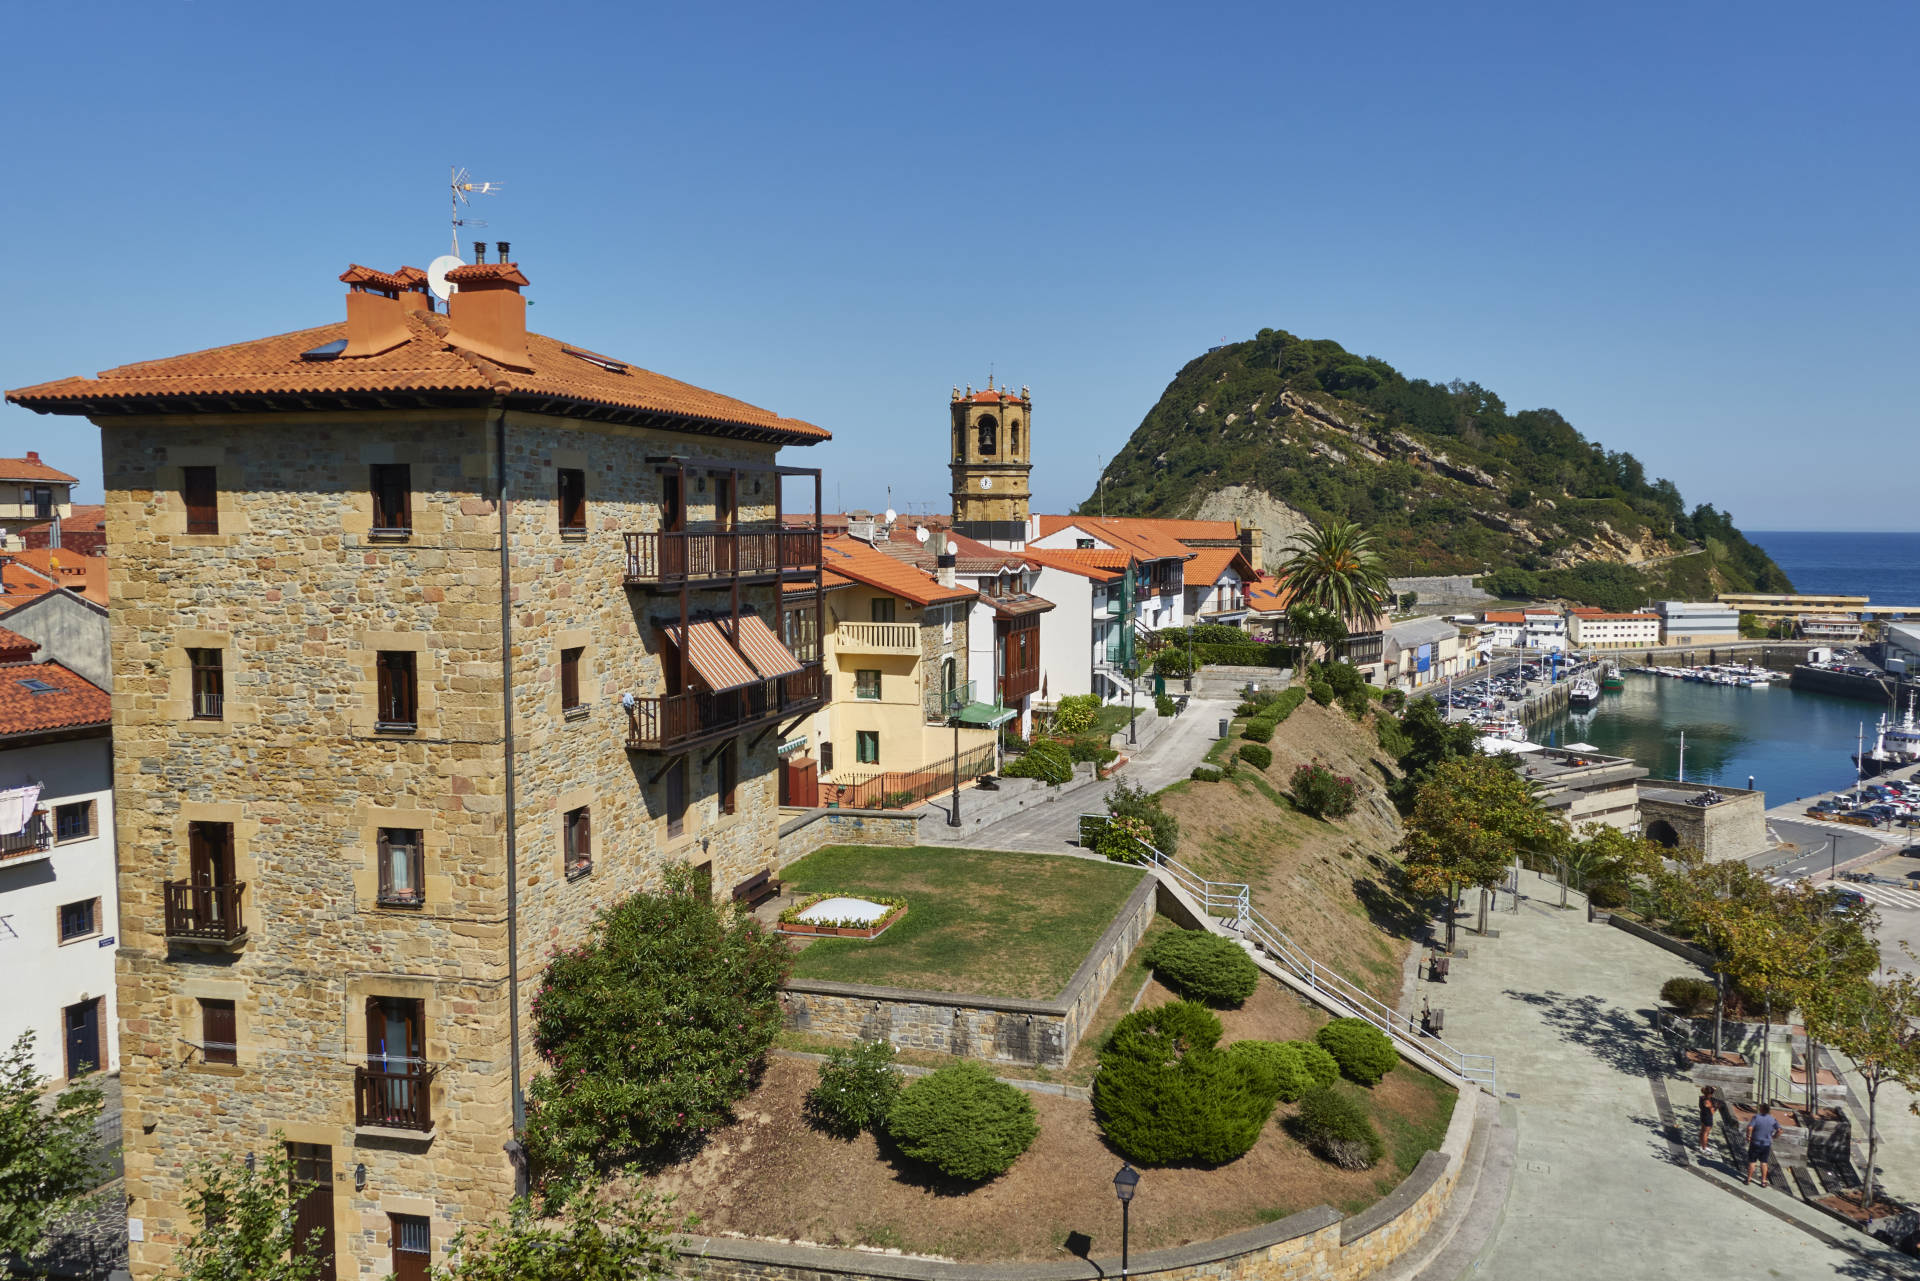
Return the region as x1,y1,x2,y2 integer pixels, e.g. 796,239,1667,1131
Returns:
2,1,1913,530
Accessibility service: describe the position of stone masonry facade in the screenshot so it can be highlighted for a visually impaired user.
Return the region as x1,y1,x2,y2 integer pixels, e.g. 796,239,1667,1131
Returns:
107,406,816,1280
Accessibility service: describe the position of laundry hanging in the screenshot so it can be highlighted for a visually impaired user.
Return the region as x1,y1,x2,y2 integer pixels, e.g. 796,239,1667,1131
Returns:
0,783,43,836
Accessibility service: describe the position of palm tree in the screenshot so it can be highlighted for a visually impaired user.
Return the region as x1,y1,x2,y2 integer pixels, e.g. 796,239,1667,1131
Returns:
1275,521,1392,630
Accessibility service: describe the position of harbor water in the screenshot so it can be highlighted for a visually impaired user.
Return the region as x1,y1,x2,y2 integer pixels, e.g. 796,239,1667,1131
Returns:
1532,672,1885,804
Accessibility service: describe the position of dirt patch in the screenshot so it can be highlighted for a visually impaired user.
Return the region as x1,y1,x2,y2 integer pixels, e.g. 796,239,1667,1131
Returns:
643,976,1457,1262
1814,1191,1908,1225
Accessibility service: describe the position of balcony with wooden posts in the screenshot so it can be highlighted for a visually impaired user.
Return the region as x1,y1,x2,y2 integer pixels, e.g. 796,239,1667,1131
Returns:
163,881,248,948
625,661,828,753
0,813,51,865
623,525,821,588
354,1064,436,1134
835,621,920,655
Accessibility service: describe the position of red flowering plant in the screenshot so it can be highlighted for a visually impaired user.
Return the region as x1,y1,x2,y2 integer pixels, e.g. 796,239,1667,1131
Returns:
1289,762,1358,819
523,863,792,1201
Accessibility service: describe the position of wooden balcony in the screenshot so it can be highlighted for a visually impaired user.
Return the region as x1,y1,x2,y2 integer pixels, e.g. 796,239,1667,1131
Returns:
625,661,828,752
1001,662,1041,704
355,1065,434,1132
836,621,920,655
623,526,821,588
163,881,247,945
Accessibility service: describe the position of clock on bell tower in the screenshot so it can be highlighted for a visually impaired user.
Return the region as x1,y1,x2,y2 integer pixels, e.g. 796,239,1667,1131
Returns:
948,377,1032,550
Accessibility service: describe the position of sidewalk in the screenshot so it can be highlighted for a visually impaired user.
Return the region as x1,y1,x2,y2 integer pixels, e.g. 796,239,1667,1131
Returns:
1431,871,1917,1279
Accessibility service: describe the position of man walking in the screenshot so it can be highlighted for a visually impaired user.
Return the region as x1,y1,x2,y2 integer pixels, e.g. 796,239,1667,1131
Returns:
1743,1104,1780,1187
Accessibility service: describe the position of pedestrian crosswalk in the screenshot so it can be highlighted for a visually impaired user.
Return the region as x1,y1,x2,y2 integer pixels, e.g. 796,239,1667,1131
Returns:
1764,873,1920,911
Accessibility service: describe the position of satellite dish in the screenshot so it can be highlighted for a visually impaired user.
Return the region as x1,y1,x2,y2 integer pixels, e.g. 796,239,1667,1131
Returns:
427,254,465,302
883,507,897,525
915,525,930,544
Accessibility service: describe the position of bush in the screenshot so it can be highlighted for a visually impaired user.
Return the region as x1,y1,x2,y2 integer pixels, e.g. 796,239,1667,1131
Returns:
1322,661,1367,700
525,865,791,1187
804,1040,903,1138
1338,690,1370,721
1290,763,1358,819
1314,1018,1399,1086
1145,930,1261,1006
1660,976,1717,1015
1155,693,1178,718
1589,881,1629,909
1190,765,1225,783
1003,738,1070,783
1094,815,1155,863
1094,1003,1276,1165
1152,650,1194,678
1381,688,1407,712
1223,1039,1339,1103
1067,735,1111,763
1107,779,1179,856
1239,687,1281,710
1240,720,1273,743
885,1062,1038,1182
1237,743,1272,770
1375,715,1412,758
1269,686,1309,724
1195,642,1292,668
1309,680,1335,706
1294,1086,1385,1170
1052,693,1101,735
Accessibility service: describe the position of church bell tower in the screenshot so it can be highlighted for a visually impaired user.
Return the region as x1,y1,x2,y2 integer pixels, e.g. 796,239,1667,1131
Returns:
949,378,1032,550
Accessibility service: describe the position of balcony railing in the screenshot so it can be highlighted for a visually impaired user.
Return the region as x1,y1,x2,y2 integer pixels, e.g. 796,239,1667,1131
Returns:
926,680,975,722
1001,663,1041,704
838,621,919,654
355,1065,434,1132
0,814,51,862
625,661,828,752
164,880,247,943
623,526,821,587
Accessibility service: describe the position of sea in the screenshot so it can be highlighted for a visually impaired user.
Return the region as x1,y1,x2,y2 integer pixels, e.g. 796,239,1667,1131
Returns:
1528,529,1920,803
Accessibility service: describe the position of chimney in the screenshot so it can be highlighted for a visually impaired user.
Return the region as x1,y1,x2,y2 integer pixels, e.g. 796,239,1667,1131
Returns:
934,533,957,589
338,265,412,357
444,258,532,370
394,266,434,314
25,451,38,463
1240,523,1264,573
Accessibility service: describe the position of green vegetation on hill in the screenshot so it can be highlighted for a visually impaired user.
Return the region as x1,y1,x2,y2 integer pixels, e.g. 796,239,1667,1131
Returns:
1085,329,1790,591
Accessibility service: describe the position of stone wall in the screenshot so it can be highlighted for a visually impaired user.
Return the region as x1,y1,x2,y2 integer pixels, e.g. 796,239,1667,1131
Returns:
670,1071,1476,1280
776,808,922,863
1637,779,1767,861
780,876,1156,1067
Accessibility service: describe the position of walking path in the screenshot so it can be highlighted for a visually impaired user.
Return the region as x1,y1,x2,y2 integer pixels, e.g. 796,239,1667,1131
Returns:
1434,871,1917,1278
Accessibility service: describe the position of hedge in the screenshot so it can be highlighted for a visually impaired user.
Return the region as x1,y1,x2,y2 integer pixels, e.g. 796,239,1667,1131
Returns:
1314,1018,1399,1086
1240,720,1273,743
1223,1039,1339,1103
1236,743,1272,770
1190,765,1225,783
1003,738,1070,783
1195,642,1294,668
1294,1086,1384,1169
1094,1003,1276,1165
1144,930,1260,1006
885,1062,1038,1181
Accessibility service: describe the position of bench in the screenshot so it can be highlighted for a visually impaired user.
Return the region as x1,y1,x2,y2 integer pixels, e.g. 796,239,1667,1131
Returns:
1426,954,1450,983
731,869,782,909
1421,1001,1445,1036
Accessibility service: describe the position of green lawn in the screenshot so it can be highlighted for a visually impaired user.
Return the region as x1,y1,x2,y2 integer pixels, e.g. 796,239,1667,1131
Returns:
1093,703,1143,738
780,846,1144,1000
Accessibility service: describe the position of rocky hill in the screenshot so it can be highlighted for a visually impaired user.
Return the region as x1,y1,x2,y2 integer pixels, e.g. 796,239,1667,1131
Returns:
1086,329,1791,600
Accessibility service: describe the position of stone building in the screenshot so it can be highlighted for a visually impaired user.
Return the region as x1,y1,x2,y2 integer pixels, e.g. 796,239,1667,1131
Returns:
948,380,1032,548
6,254,828,1280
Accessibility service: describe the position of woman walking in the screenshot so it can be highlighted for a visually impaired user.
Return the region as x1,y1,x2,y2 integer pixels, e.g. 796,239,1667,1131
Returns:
1697,1085,1717,1152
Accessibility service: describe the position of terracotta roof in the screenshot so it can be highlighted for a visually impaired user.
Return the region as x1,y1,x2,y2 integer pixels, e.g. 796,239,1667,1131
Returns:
820,536,976,606
961,388,1027,404
1577,613,1658,621
1182,546,1255,586
989,594,1055,618
1035,514,1239,543
15,503,104,532
1024,548,1124,581
8,309,830,444
2,549,107,605
873,527,1030,577
1246,581,1296,613
339,264,410,292
0,454,79,483
1482,611,1525,623
1037,517,1192,562
0,661,110,736
784,574,853,595
444,261,531,287
0,627,39,661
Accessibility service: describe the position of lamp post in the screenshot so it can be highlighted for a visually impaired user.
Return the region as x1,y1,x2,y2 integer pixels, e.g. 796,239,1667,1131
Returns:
1112,1162,1139,1277
947,688,962,828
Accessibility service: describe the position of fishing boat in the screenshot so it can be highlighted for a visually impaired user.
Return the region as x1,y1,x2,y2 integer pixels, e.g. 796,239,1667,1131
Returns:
1857,694,1920,778
1600,663,1624,692
1567,676,1601,709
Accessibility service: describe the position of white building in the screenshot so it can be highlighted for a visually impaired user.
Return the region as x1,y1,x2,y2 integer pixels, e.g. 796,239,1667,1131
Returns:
1481,611,1526,647
0,627,116,1083
1383,616,1467,689
1026,517,1192,635
1523,609,1568,653
1657,600,1741,646
1028,552,1127,702
1567,611,1661,650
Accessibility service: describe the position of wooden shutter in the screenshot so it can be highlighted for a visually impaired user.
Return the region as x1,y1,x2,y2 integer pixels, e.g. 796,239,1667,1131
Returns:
577,809,590,861
201,1000,236,1065
376,654,394,723
371,464,411,532
398,654,416,724
720,747,737,814
376,830,393,901
182,467,218,534
561,648,580,708
666,762,685,838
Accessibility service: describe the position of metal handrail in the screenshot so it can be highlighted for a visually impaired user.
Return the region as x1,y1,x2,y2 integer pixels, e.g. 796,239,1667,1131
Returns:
1079,814,1497,1093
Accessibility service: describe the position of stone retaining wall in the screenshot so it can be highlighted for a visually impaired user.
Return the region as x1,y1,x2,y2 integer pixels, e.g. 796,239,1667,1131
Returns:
776,808,921,864
780,876,1157,1068
671,1069,1476,1280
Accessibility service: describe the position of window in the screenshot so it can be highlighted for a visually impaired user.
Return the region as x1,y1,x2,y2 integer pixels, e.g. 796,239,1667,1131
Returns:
976,415,998,455
370,463,412,534
377,828,425,907
54,801,92,842
182,466,219,534
1009,421,1020,456
189,648,224,720
375,651,418,731
200,999,236,1066
1076,538,1095,550
560,646,583,711
820,740,834,774
564,806,591,879
856,730,879,765
390,1214,430,1281
718,746,737,815
870,597,896,623
557,468,587,535
32,486,52,521
58,899,97,942
665,761,687,840
854,669,881,700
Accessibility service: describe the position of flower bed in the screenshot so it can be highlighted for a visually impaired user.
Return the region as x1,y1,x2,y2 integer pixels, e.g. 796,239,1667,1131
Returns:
777,892,908,940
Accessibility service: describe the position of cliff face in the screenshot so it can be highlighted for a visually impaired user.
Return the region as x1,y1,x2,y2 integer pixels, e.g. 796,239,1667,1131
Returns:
1086,329,1790,593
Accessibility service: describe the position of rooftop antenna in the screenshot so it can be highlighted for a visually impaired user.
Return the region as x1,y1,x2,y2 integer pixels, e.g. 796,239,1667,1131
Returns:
449,166,504,258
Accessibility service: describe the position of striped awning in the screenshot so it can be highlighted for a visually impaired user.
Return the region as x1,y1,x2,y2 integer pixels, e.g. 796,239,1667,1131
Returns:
734,614,803,679
661,620,760,692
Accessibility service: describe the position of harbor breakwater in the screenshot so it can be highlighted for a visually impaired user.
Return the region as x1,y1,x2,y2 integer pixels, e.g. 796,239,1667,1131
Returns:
1788,664,1920,706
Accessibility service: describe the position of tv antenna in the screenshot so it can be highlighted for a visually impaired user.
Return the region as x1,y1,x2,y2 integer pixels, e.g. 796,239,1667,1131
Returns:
449,166,504,257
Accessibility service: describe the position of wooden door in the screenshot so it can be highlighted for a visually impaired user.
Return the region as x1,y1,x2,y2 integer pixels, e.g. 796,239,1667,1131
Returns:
287,1143,336,1280
63,999,100,1077
188,822,234,929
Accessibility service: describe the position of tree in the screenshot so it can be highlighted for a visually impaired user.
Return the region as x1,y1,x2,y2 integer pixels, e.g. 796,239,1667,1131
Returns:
1106,778,1178,856
172,1141,324,1281
1285,603,1348,665
435,1185,679,1281
1804,970,1920,1219
1399,755,1560,948
0,1031,104,1264
1275,522,1391,629
524,864,792,1193
1389,697,1479,812
1559,824,1665,909
1654,854,1779,1058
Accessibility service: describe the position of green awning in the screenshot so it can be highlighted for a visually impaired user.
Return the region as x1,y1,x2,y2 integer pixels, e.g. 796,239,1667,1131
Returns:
956,702,1019,728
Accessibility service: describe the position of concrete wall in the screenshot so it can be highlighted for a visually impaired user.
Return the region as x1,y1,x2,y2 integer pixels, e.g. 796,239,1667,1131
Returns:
780,876,1156,1068
0,588,111,690
0,730,117,1081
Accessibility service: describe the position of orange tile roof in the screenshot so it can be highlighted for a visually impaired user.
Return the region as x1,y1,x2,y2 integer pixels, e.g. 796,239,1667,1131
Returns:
961,388,1027,404
1182,546,1256,586
339,264,411,292
8,307,830,444
4,549,107,605
1039,517,1193,562
0,661,110,736
0,627,39,661
820,536,976,606
1246,581,1296,613
1482,611,1525,623
1024,548,1125,581
0,453,79,483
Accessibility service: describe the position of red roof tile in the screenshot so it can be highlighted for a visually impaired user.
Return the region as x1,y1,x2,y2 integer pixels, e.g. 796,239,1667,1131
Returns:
1024,548,1124,581
0,454,79,483
0,661,110,736
820,537,976,606
1038,517,1193,563
444,261,531,286
1036,514,1240,543
0,627,39,661
1182,546,1256,586
339,264,410,292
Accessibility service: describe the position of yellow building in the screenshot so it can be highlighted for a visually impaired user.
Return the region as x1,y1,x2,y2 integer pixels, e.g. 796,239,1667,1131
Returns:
949,380,1032,549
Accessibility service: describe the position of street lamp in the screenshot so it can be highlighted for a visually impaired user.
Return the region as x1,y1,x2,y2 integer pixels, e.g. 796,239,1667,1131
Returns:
1112,1162,1139,1277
